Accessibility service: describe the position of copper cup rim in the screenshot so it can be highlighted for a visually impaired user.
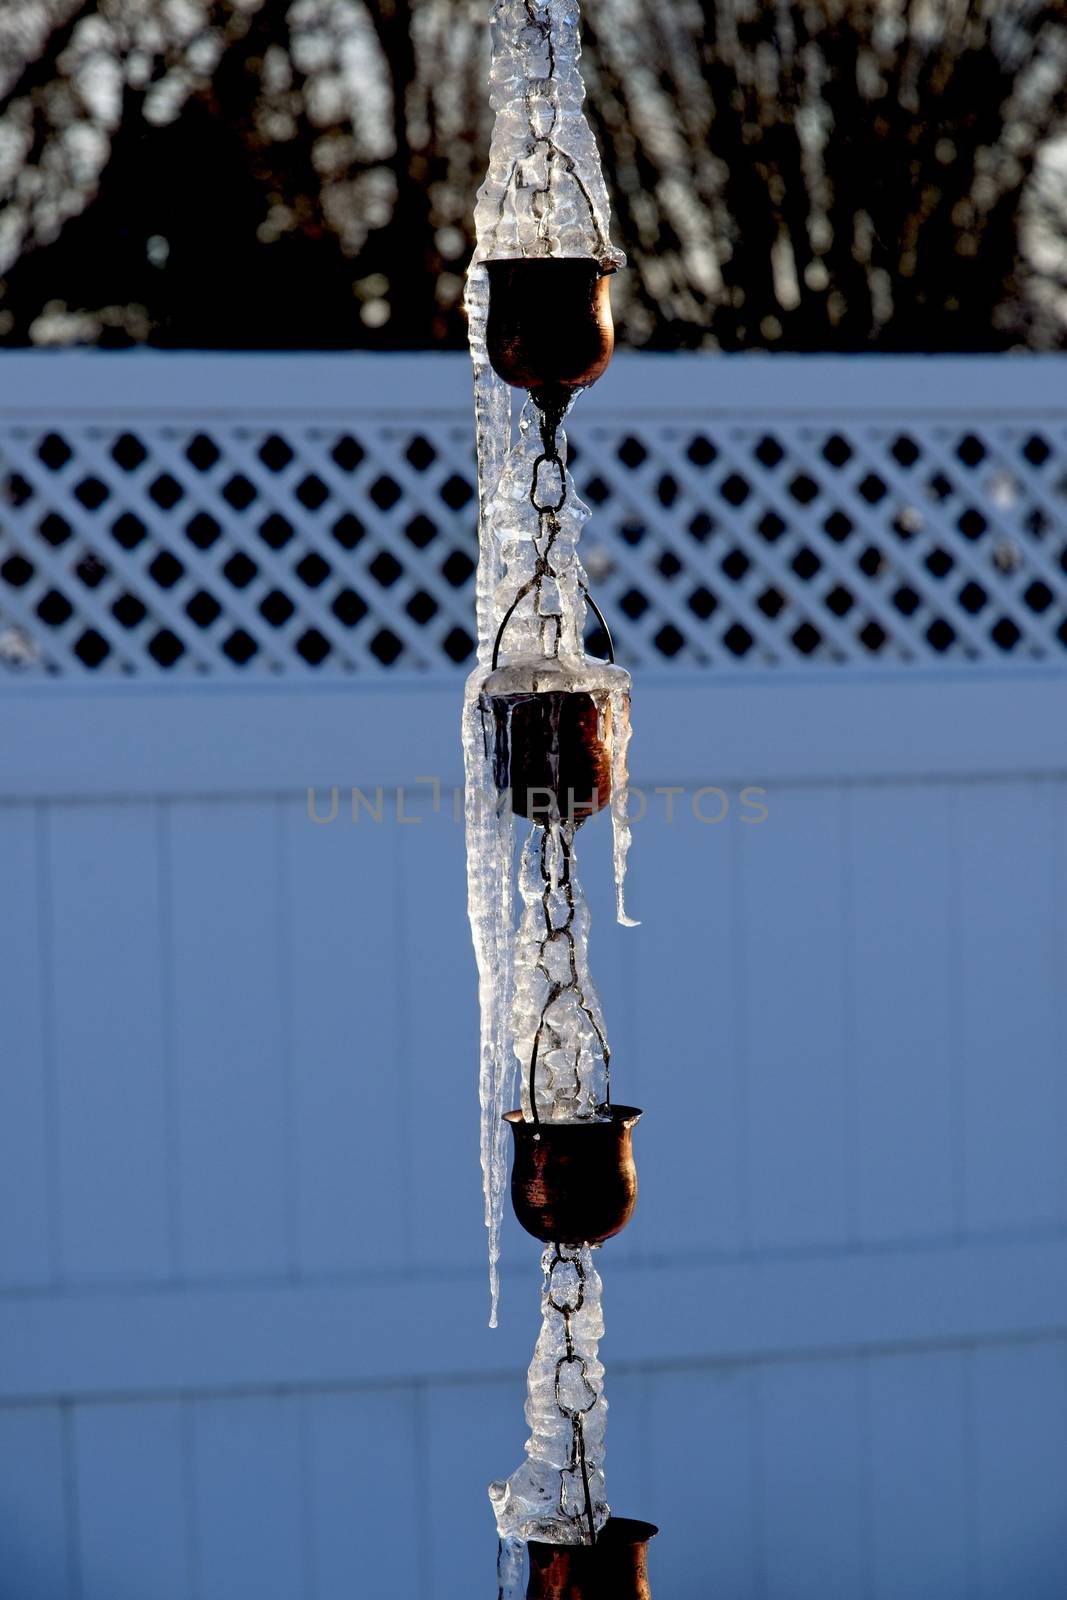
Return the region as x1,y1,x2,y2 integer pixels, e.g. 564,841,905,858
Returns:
484,255,618,278
504,1105,643,1132
599,1516,658,1544
527,1515,659,1554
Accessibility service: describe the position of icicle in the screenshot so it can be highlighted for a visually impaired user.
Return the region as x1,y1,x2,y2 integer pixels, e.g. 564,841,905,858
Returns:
465,263,511,666
497,1534,526,1600
463,687,517,1328
609,683,639,928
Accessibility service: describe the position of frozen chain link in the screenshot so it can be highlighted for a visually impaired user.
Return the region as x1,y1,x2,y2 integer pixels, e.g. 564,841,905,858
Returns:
548,1245,600,1543
490,1242,608,1548
523,821,609,1123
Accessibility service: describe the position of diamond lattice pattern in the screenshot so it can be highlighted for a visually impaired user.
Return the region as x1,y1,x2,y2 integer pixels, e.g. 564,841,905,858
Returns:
1,413,1065,674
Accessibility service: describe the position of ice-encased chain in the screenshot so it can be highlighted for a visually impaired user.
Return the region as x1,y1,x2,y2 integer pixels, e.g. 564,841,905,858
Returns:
489,1244,609,1546
489,397,589,662
513,821,608,1122
476,0,623,269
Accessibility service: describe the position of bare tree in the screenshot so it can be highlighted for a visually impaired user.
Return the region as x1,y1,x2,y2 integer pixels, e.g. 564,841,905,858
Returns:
585,0,1067,350
1,0,1066,350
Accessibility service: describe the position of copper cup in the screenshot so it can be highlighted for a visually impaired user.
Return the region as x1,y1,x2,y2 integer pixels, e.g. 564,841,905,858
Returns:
505,1106,642,1246
527,1517,658,1600
485,258,615,413
485,688,613,826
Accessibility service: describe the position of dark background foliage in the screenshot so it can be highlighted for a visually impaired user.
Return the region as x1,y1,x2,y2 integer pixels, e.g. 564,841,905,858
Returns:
2,0,1066,351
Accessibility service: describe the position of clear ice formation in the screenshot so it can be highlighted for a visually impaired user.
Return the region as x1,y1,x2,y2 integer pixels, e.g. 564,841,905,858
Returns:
463,0,631,1573
473,0,622,271
489,1245,609,1545
512,820,609,1124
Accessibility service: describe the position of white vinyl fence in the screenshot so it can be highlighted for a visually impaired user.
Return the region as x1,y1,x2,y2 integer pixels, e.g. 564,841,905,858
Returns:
1,354,1066,1600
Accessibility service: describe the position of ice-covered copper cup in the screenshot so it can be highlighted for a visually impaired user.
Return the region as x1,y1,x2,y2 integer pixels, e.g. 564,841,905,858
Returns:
505,1105,641,1246
485,258,615,414
526,1516,658,1599
480,658,629,828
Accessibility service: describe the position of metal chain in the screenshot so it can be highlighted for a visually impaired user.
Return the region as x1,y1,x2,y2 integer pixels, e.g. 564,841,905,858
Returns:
489,404,569,668
547,1244,600,1545
528,404,569,662
527,820,610,1123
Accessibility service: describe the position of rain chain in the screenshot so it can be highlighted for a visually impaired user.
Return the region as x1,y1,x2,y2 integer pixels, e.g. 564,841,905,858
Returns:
463,2,657,1594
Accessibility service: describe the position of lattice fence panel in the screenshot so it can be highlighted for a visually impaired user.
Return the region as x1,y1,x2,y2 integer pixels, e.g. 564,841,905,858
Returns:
0,420,482,676
2,399,1066,675
569,417,1067,669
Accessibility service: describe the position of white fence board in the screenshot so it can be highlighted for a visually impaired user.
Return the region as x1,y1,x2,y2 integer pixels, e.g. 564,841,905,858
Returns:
73,1401,191,1600
623,796,743,1261
972,1341,1067,1600
190,1395,308,1600
599,1369,651,1526
757,1357,868,1599
305,1387,423,1600
957,780,1063,1235
847,782,956,1245
867,1348,970,1600
283,793,409,1277
739,785,851,1252
647,1365,757,1600
48,801,172,1284
0,804,53,1289
423,1378,521,1600
0,1405,71,1600
169,800,291,1280
401,798,485,1276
